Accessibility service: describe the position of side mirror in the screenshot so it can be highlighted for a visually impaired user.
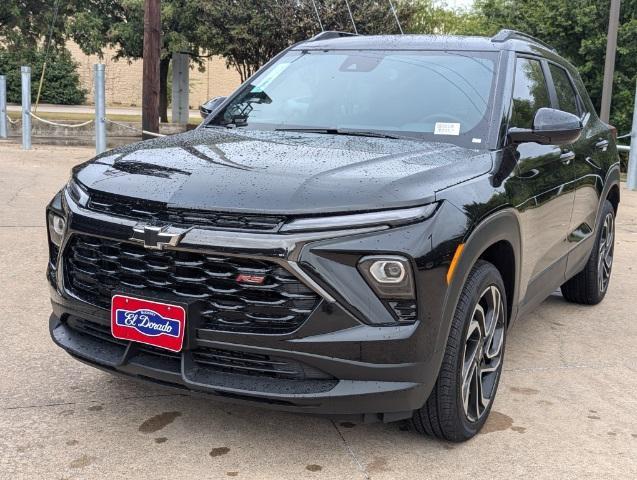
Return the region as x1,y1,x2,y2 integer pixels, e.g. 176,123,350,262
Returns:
200,96,227,118
508,107,582,145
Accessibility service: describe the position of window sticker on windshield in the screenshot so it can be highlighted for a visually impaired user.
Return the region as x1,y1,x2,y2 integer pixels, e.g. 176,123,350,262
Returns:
472,138,482,144
251,63,291,93
434,122,461,136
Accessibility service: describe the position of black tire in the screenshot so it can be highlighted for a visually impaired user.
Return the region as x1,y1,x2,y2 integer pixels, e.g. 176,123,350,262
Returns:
561,200,615,305
412,260,507,442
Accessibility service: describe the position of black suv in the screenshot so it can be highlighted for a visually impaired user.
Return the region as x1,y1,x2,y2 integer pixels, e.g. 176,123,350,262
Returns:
47,30,620,441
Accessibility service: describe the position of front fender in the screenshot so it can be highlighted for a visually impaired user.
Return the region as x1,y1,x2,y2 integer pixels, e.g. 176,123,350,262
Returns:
435,208,522,362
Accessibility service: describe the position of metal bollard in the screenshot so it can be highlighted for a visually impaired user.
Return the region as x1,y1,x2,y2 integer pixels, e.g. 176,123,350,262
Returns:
0,75,7,139
94,64,107,154
21,66,31,150
627,80,637,191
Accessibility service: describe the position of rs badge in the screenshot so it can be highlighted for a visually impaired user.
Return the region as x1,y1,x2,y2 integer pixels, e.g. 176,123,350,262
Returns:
111,295,186,352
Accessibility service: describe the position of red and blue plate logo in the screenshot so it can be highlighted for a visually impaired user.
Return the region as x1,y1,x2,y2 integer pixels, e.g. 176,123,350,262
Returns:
111,295,186,352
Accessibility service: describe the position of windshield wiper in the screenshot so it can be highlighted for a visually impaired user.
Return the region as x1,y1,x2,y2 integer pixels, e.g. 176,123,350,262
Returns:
275,127,404,140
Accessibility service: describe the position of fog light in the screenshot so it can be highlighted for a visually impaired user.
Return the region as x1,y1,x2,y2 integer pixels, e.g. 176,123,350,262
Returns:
369,260,406,283
48,213,66,246
358,255,415,299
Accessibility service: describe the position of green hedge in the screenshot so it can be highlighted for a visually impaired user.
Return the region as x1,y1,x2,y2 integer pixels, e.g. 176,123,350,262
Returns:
0,47,86,105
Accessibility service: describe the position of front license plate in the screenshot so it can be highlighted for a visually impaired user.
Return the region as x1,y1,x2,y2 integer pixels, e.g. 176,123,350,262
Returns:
111,294,186,352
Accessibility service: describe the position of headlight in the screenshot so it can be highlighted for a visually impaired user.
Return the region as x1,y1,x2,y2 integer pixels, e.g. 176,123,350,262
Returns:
48,213,66,247
280,204,437,233
369,260,406,283
358,255,414,299
66,177,89,206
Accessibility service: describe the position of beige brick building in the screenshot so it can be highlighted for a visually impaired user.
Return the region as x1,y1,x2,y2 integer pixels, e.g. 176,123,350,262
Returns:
67,42,242,108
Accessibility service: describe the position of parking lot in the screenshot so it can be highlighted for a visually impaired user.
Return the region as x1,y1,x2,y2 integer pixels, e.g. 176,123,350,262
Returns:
1,141,636,479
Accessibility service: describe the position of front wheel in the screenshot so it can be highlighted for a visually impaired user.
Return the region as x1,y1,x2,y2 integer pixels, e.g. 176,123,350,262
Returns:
412,260,507,441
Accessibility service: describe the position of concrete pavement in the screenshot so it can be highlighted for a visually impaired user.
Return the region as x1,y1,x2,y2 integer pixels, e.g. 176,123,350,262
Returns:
0,142,636,479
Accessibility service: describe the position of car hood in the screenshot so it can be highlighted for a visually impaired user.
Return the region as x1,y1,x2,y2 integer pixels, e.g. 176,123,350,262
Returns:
74,128,493,215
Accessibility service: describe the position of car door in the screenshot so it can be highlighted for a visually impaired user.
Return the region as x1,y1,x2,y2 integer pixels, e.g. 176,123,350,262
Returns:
546,62,613,278
504,56,576,306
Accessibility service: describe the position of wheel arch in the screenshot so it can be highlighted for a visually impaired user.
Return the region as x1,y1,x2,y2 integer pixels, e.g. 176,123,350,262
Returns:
477,240,516,326
600,164,621,221
606,182,620,214
439,208,523,352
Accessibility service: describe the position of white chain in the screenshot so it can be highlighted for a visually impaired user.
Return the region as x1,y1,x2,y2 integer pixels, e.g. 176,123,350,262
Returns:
5,114,20,125
29,111,94,128
4,113,167,138
105,118,166,137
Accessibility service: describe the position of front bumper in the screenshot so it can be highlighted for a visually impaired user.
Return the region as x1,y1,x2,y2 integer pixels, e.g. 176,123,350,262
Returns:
47,188,465,419
50,309,427,420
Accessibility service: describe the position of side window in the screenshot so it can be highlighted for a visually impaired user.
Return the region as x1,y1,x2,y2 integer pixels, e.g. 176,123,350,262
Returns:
510,58,551,129
572,74,592,115
549,64,580,116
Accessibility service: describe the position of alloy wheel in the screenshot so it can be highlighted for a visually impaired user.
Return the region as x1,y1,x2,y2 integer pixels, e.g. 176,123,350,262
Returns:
598,212,615,294
461,285,505,423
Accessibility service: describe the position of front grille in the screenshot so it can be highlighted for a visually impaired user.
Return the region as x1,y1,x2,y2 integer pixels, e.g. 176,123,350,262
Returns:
87,190,285,232
192,347,332,380
67,317,125,346
388,300,418,322
64,234,321,334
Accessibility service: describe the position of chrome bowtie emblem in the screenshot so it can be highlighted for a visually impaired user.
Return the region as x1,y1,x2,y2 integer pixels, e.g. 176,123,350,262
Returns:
130,225,185,250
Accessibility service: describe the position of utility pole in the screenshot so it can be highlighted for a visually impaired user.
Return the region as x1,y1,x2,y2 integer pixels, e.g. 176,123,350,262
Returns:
142,0,161,139
600,0,621,123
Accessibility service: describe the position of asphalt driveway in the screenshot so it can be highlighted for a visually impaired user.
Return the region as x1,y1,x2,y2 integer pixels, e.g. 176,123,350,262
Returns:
1,142,636,479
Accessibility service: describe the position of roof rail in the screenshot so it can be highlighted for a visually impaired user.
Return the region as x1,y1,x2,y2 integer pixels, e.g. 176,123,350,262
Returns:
308,31,358,42
491,29,556,52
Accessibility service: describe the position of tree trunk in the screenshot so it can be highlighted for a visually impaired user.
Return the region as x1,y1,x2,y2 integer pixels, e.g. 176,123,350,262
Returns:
159,56,170,123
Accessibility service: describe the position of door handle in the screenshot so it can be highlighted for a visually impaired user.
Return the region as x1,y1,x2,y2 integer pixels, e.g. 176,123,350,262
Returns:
560,151,575,165
518,168,540,179
595,139,609,151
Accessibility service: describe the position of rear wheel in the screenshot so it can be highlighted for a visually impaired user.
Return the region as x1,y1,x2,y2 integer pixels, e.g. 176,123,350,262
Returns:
412,260,506,441
561,200,615,305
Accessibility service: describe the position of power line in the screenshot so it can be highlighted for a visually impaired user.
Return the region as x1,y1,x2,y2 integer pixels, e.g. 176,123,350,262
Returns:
388,0,404,34
310,0,324,32
344,0,358,34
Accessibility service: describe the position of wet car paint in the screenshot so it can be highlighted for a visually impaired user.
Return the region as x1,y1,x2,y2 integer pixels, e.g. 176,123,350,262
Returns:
74,128,493,215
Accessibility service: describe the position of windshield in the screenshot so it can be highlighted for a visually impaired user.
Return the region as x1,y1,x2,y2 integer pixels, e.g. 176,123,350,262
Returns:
208,49,499,148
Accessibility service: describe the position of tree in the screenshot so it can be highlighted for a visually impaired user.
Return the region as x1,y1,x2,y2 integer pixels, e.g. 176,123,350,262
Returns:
0,0,70,49
69,0,207,122
0,47,86,104
197,0,416,83
0,1,88,106
475,0,637,135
